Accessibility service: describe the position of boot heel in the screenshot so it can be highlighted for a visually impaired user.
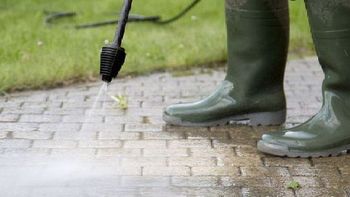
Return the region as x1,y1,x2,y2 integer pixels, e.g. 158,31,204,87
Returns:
247,110,286,126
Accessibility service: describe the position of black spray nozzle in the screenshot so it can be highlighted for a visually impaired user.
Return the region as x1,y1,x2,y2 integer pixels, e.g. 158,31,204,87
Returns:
100,45,126,83
100,0,133,83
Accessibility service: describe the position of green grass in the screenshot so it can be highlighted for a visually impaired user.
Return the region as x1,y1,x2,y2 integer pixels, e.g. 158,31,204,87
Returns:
290,1,315,56
0,0,313,92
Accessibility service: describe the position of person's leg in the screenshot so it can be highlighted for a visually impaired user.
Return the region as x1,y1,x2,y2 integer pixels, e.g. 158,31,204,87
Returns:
163,0,290,127
258,0,350,157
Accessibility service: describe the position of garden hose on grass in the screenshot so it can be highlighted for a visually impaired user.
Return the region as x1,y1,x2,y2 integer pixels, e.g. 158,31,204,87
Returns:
45,0,201,29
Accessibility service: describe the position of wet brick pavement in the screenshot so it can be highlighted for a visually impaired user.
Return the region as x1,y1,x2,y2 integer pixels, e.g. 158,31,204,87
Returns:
0,57,349,197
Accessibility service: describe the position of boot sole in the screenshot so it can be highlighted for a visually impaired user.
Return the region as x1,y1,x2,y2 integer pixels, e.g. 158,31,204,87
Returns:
163,110,286,127
257,140,350,158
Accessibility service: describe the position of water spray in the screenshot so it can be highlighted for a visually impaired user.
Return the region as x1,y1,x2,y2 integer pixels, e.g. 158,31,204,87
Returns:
100,0,133,83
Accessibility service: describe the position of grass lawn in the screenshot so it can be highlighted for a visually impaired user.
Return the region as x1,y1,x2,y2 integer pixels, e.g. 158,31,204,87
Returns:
0,0,313,92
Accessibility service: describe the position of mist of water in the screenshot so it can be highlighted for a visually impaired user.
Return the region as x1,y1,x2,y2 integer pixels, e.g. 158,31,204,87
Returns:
0,156,121,196
0,82,121,196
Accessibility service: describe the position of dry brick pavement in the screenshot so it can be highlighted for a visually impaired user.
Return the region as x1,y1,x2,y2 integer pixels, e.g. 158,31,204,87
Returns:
0,58,349,196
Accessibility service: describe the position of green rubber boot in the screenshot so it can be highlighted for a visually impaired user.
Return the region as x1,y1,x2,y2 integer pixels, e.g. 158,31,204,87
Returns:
163,0,290,127
258,0,350,157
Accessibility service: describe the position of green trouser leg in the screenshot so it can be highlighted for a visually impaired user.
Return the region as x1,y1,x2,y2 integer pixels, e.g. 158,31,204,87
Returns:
258,0,350,157
163,0,290,127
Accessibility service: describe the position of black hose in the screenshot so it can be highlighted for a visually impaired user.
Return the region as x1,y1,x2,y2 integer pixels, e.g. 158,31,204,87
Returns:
154,0,201,25
44,11,76,24
44,0,201,29
75,15,160,29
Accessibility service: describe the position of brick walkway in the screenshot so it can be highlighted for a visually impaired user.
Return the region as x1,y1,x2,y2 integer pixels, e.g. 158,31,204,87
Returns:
0,57,349,197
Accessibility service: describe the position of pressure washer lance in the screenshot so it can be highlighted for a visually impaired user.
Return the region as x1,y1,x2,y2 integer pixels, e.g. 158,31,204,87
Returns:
100,0,133,83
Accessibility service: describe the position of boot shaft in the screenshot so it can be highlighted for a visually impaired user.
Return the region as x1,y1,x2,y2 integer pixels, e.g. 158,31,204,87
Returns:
225,0,289,100
305,0,350,93
305,0,350,32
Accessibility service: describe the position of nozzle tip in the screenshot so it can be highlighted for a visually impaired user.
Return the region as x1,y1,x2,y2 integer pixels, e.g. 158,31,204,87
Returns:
101,75,112,83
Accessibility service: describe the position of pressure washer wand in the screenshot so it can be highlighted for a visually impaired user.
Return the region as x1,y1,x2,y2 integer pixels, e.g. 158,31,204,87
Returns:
113,0,132,48
100,0,133,83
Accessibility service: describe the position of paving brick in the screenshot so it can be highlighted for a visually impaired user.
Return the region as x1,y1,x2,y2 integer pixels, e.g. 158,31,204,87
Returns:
338,165,350,176
212,138,256,148
168,157,216,167
30,188,92,197
0,139,31,148
98,131,141,140
292,176,322,188
53,131,97,140
0,148,50,156
9,94,47,102
0,102,21,108
220,176,272,187
125,124,163,132
48,95,85,102
121,176,170,187
13,131,53,140
143,148,189,157
19,115,62,123
121,157,166,167
22,101,62,108
264,157,312,167
192,167,240,176
85,109,125,116
63,101,100,108
97,148,142,157
143,131,185,140
171,176,219,187
138,187,188,197
126,108,164,117
186,130,229,140
190,147,235,157
235,145,261,157
80,123,123,132
312,156,350,167
241,166,290,177
79,140,122,148
142,116,165,125
165,126,209,133
241,187,295,197
1,107,45,114
289,165,338,177
217,156,263,167
39,123,80,132
104,116,143,124
114,166,142,176
168,139,211,148
62,115,103,123
0,114,19,122
319,173,349,189
33,140,76,148
123,140,166,149
0,131,8,139
0,123,39,132
143,166,190,176
50,148,96,157
295,188,347,197
184,187,241,197
44,108,85,115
